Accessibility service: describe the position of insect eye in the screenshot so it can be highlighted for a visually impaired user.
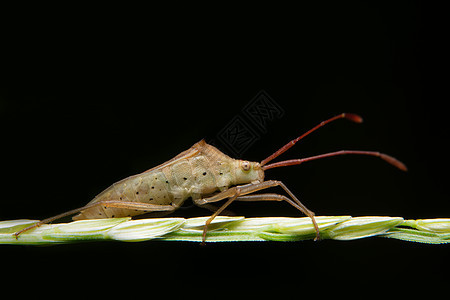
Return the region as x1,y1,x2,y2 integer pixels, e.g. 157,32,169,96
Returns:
241,161,251,171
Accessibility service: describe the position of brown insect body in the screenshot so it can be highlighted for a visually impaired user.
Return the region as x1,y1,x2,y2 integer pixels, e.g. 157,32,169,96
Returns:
74,140,264,220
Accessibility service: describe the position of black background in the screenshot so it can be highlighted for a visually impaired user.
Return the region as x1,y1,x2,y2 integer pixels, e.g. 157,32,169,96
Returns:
1,2,448,296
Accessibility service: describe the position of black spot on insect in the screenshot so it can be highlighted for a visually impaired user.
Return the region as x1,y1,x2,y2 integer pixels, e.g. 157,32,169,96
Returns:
120,197,123,200
136,192,139,195
151,186,155,189
98,213,102,216
219,172,223,175
203,172,207,176
150,198,154,200
183,177,187,180
165,181,169,184
111,215,115,218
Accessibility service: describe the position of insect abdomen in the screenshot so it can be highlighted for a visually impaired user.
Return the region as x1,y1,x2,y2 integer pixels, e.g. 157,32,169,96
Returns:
73,170,174,220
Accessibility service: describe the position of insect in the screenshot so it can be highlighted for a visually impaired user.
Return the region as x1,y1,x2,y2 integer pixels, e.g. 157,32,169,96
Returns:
14,113,407,243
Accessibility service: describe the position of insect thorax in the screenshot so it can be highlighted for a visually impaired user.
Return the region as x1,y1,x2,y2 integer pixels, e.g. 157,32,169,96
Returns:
165,141,238,199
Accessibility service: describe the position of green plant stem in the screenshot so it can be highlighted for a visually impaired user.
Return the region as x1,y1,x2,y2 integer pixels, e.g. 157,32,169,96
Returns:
0,216,449,245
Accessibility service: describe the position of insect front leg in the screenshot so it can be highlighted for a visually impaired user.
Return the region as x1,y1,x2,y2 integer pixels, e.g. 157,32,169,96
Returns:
194,180,320,243
192,186,244,244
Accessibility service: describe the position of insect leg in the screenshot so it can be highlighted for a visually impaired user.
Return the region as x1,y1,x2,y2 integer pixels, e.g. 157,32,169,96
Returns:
234,193,320,240
13,200,176,239
192,187,244,244
257,180,319,240
193,185,249,205
94,200,176,212
195,180,319,242
201,193,241,244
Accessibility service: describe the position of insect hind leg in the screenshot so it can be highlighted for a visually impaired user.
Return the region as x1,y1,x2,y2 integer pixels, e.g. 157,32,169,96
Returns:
13,200,176,239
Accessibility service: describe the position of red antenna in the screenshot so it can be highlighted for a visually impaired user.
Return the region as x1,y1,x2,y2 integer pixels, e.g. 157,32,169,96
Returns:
262,150,407,171
260,113,407,171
